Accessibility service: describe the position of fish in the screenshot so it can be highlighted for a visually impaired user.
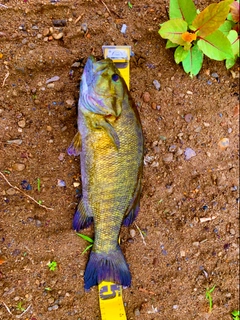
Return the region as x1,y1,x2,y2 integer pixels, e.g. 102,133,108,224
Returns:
68,56,144,290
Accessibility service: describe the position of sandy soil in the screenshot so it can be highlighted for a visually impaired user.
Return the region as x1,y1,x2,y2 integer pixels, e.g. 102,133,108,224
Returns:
0,0,239,319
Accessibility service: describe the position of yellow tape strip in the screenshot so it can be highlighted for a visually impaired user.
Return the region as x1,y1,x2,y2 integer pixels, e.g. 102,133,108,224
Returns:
98,46,131,320
99,281,127,320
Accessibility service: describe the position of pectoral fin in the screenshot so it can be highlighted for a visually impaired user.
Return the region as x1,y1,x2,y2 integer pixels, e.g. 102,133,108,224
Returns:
67,131,82,156
95,118,120,150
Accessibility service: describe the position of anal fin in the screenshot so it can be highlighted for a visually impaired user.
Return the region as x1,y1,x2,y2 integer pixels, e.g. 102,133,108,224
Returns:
123,177,141,226
73,197,93,231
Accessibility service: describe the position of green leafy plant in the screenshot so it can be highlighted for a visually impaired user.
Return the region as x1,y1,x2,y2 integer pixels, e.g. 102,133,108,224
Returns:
205,285,216,313
159,0,239,76
16,301,25,312
77,233,94,254
232,310,240,320
48,260,57,271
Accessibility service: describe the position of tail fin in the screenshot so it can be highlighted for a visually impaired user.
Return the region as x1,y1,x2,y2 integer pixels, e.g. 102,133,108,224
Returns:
84,246,131,290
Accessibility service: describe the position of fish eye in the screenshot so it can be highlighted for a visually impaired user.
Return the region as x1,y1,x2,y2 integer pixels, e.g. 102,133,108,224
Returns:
112,74,120,82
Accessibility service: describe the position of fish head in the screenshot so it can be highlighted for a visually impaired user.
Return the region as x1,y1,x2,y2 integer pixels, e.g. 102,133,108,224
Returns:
80,56,125,117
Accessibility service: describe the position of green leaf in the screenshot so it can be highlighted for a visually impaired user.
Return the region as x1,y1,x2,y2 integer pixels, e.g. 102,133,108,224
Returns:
169,0,183,19
227,30,239,56
169,0,197,24
226,57,237,69
159,18,188,45
174,45,189,64
192,0,233,38
81,244,93,255
76,233,94,243
218,20,235,35
166,39,179,49
198,30,233,60
182,44,203,76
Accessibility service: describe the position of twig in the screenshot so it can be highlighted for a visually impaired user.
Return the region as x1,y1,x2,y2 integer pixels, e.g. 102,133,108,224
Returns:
2,70,9,87
139,287,156,295
134,222,146,246
16,304,32,319
74,13,84,24
99,0,111,15
1,301,13,315
0,171,54,211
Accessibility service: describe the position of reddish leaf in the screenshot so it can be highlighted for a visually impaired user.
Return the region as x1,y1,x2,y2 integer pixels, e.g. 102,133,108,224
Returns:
230,1,240,22
192,0,233,38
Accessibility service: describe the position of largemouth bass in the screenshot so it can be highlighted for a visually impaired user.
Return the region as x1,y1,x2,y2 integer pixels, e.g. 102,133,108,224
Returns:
68,56,143,290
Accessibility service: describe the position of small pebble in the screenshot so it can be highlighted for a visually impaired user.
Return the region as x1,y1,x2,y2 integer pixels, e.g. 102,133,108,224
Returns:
163,153,173,163
51,304,59,310
48,297,55,304
134,308,140,316
130,229,136,238
18,119,26,128
58,153,65,161
7,139,23,145
12,163,25,171
211,72,219,79
186,90,193,95
81,23,88,32
66,99,75,106
230,229,236,235
57,179,66,187
142,92,150,103
193,242,200,247
6,188,16,195
42,28,50,37
22,38,28,45
52,19,67,27
52,32,63,40
46,76,60,84
173,305,179,309
153,79,161,90
184,113,193,123
151,102,156,109
218,138,229,150
73,182,80,187
47,83,55,88
184,147,196,160
121,24,127,34
169,145,177,152
71,62,81,68
35,220,42,227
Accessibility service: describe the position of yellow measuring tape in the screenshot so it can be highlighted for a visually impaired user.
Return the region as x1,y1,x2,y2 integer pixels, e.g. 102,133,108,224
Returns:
98,46,131,320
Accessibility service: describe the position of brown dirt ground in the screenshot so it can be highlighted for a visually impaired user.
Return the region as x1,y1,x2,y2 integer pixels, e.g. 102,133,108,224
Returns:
0,0,239,319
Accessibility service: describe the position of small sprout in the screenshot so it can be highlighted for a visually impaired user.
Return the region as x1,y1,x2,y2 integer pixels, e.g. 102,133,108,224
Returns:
37,178,41,192
38,200,42,205
127,1,133,9
16,301,25,312
44,287,52,292
48,261,57,271
232,310,240,320
3,170,11,174
76,233,94,254
205,285,216,313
